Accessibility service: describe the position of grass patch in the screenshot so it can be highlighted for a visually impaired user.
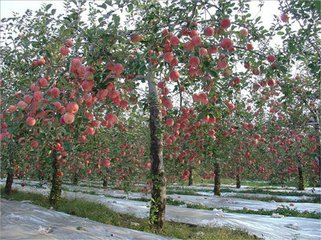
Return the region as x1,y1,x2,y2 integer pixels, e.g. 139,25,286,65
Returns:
186,203,213,211
167,197,186,206
167,189,206,196
168,185,319,199
182,204,321,219
228,195,321,204
0,188,259,240
65,188,151,202
225,206,321,219
222,188,319,197
63,182,321,208
192,178,274,187
65,185,320,206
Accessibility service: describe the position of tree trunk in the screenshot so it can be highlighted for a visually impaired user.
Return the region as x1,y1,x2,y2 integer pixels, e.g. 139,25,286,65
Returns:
214,162,221,196
298,163,304,190
317,149,321,188
236,174,241,188
148,69,166,229
72,173,78,185
188,166,193,186
49,150,62,206
4,141,15,195
4,172,14,195
314,123,321,187
103,178,108,188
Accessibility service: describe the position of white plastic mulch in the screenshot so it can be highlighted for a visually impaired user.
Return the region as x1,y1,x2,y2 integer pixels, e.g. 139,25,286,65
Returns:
1,199,170,240
1,181,321,240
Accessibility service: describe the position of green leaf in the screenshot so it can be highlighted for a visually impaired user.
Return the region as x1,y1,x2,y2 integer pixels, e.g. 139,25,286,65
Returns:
45,4,52,11
316,1,321,13
128,4,133,12
98,3,107,9
277,31,284,35
208,69,218,78
112,14,120,27
51,9,56,15
105,0,113,6
197,112,205,121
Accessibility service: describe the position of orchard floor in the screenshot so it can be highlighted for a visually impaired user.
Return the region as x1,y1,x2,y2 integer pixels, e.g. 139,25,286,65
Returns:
0,199,170,240
62,185,321,213
1,180,321,240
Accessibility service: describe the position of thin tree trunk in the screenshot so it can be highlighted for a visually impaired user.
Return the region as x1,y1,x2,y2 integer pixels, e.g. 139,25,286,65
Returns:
314,123,321,187
298,163,304,190
72,173,78,185
188,166,193,186
236,174,241,188
4,141,14,195
103,177,108,188
5,172,14,195
49,150,62,206
317,152,321,188
148,69,166,229
214,162,221,196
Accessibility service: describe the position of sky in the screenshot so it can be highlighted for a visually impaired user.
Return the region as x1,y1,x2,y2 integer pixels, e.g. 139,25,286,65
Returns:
1,0,64,18
0,0,283,52
1,0,281,23
0,0,286,106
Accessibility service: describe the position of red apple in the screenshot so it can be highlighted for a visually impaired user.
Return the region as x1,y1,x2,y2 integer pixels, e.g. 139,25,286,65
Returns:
37,58,46,65
60,47,70,56
208,46,218,54
162,97,173,109
7,105,17,113
112,63,124,76
199,47,208,57
66,102,79,114
183,41,195,52
280,13,289,23
189,56,200,67
79,135,87,143
85,127,95,136
56,170,64,177
63,112,75,124
105,113,116,123
165,118,174,127
204,26,214,37
33,91,43,102
220,18,231,29
17,101,28,110
38,77,48,88
23,95,33,104
64,38,73,48
102,159,111,167
208,129,216,136
170,35,180,46
163,52,174,63
130,33,143,43
267,79,276,87
70,57,82,70
50,87,60,97
246,43,254,51
169,70,180,81
26,116,36,126
191,35,202,46
220,38,233,50
239,28,248,37
267,54,276,63
31,140,39,149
